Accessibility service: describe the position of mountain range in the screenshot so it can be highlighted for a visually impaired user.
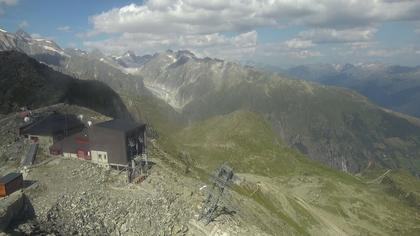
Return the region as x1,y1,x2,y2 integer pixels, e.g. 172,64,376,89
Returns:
117,49,420,174
2,29,420,175
283,63,420,118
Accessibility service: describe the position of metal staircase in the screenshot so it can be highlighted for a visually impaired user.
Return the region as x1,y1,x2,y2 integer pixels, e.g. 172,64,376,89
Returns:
22,143,38,167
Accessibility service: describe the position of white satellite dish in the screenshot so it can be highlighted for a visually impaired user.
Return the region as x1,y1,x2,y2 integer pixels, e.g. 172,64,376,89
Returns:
78,114,84,121
24,116,30,123
87,121,92,127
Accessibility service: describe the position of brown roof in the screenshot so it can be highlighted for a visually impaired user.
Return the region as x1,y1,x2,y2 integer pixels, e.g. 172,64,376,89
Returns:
20,112,85,136
94,119,145,132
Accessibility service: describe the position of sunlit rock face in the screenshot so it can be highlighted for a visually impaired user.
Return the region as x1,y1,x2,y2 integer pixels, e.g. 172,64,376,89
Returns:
123,50,256,110
0,29,67,60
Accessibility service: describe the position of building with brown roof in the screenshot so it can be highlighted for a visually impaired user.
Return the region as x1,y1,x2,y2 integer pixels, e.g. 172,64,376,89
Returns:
50,119,146,167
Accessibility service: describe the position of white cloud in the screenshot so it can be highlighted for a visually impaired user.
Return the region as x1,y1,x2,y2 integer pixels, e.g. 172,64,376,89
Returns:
85,0,420,64
256,42,322,59
278,27,377,58
0,0,18,6
30,33,55,41
67,42,77,48
291,50,322,59
76,30,99,39
30,33,42,38
368,49,398,57
298,27,377,44
57,26,71,32
90,0,420,35
349,42,376,50
18,20,28,28
367,46,419,57
285,38,314,49
0,0,18,15
90,2,266,35
85,31,258,60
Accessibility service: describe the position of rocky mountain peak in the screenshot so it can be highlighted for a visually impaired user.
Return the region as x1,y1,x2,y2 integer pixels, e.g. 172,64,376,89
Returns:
123,50,136,58
112,50,152,68
89,48,106,59
176,50,196,58
15,29,31,39
341,63,355,71
64,48,88,56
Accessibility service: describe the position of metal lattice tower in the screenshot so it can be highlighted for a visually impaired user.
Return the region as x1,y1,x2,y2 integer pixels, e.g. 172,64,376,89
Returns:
127,131,148,183
128,154,149,183
199,164,234,224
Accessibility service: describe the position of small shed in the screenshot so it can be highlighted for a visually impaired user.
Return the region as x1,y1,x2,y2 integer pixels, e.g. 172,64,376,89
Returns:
0,172,23,197
89,119,146,167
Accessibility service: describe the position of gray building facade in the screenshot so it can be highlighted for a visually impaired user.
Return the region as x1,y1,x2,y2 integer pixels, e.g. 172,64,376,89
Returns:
88,119,146,166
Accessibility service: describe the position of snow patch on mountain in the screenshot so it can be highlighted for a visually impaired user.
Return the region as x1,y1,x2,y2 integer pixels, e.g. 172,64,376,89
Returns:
34,38,53,44
43,45,63,54
167,54,177,63
122,67,140,75
144,82,187,111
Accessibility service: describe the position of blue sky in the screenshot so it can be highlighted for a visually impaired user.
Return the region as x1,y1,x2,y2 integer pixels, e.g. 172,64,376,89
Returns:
1,0,420,66
0,0,136,47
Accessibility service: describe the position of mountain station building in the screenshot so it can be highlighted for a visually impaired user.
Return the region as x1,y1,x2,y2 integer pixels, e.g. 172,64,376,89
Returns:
50,119,146,167
88,119,146,167
20,112,146,168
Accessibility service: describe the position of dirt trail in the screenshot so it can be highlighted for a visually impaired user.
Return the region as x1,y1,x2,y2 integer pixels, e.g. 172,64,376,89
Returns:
237,173,351,236
293,196,348,236
367,169,391,184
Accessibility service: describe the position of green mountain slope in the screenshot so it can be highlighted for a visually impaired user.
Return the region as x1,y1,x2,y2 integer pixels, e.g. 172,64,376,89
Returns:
169,110,306,176
182,77,420,173
164,110,420,235
134,51,420,174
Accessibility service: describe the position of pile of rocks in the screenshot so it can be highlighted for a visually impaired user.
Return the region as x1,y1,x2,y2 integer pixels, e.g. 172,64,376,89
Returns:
23,156,200,235
8,140,265,235
0,191,49,235
43,188,192,235
2,220,47,236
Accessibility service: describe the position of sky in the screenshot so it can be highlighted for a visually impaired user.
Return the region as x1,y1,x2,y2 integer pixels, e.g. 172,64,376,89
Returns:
1,0,420,67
